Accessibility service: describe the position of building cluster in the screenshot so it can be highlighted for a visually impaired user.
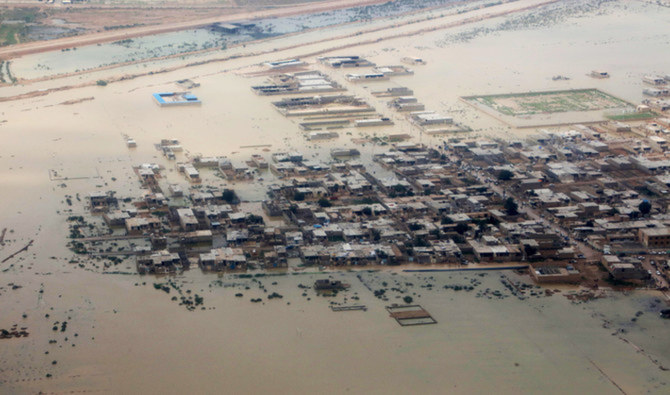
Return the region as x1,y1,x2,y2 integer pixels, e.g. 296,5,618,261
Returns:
642,74,670,98
252,70,344,96
80,112,670,289
252,58,420,139
641,75,670,115
80,60,670,290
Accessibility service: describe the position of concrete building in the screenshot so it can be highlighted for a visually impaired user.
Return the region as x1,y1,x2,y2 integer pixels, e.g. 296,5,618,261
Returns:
639,227,670,248
529,264,581,284
125,217,160,235
177,208,199,231
137,250,181,274
601,255,646,280
199,247,247,271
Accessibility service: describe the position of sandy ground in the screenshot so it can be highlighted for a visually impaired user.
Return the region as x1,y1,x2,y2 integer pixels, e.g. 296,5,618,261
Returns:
0,0,670,393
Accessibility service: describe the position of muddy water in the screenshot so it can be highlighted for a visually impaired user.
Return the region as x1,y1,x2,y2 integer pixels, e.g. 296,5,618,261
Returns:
2,268,669,393
1,0,670,393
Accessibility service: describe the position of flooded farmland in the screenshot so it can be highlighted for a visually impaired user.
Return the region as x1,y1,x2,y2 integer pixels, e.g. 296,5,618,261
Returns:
8,0,462,80
1,0,670,393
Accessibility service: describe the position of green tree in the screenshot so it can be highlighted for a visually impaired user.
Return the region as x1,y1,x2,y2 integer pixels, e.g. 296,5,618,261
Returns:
497,169,514,181
318,198,332,208
454,222,469,234
451,234,466,244
413,237,429,247
639,200,652,216
524,244,538,257
408,223,423,231
441,216,453,225
221,189,237,203
504,197,518,216
247,214,264,224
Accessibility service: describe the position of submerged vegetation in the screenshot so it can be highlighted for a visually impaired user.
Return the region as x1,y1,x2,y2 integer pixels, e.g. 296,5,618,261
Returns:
0,8,41,46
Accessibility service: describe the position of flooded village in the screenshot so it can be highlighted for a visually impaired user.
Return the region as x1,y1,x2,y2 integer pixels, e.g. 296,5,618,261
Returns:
1,0,670,393
67,55,670,292
70,81,670,289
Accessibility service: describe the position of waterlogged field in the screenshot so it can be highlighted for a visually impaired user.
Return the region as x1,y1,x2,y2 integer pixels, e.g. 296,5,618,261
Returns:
7,0,463,80
9,29,232,80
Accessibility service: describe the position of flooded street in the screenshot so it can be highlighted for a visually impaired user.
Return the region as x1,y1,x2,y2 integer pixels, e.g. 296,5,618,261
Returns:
1,0,670,393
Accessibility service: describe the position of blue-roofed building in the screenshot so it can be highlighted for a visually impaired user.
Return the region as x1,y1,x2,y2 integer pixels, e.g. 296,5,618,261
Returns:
153,92,201,107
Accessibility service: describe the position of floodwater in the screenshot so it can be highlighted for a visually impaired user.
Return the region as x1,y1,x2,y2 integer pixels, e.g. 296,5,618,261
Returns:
2,267,669,393
1,0,670,393
11,29,233,80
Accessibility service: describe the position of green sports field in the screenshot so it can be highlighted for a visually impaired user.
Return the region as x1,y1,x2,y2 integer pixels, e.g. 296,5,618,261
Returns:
463,89,632,117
